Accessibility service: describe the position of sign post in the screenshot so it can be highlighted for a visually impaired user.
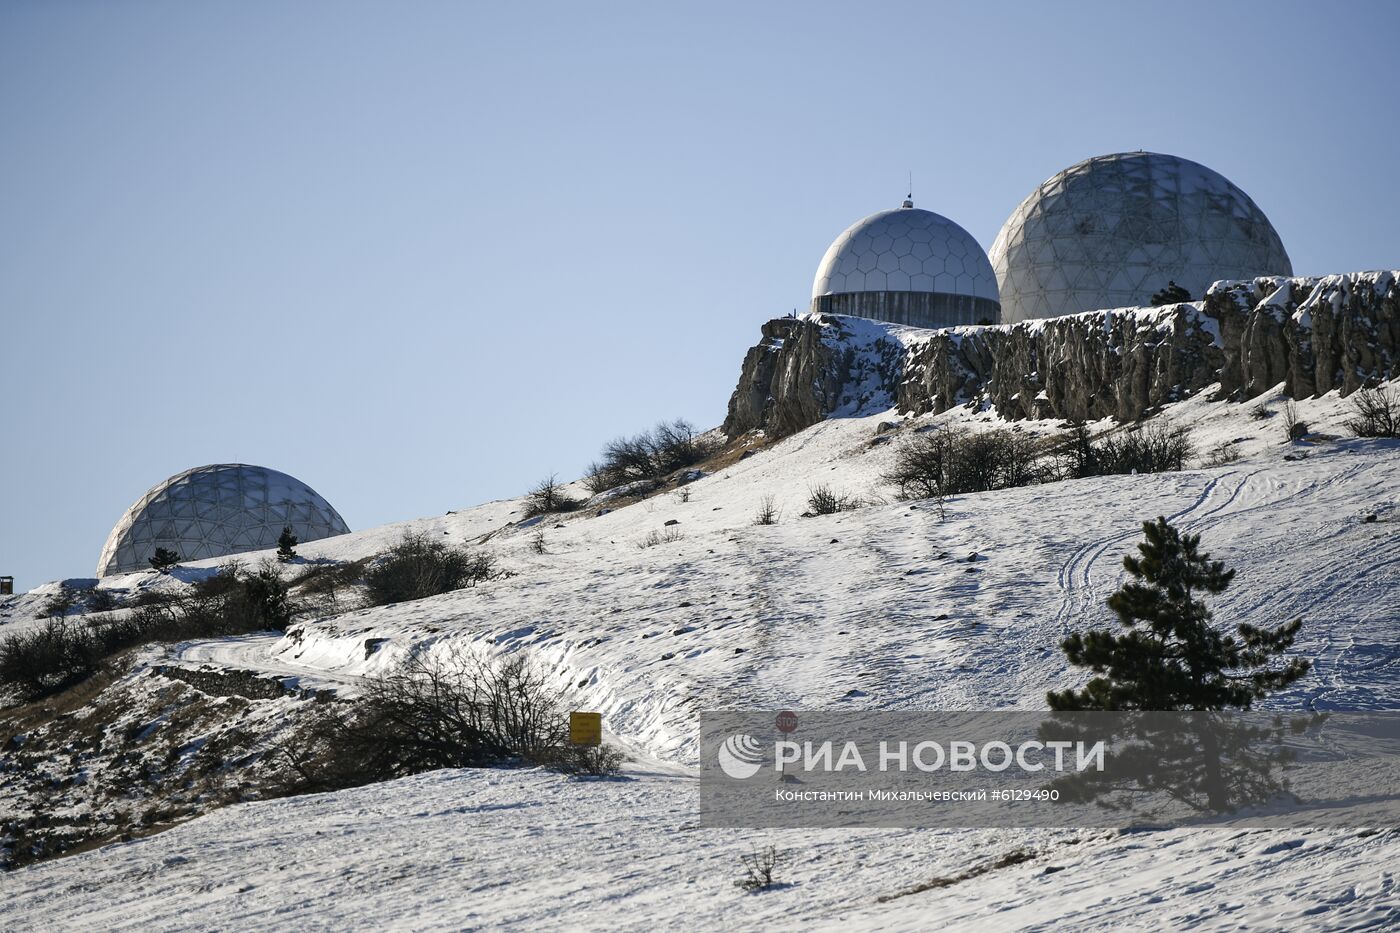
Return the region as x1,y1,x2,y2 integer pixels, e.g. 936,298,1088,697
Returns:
569,711,602,747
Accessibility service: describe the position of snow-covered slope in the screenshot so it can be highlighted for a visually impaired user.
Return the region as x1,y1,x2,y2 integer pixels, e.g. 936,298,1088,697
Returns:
2,381,1397,929
2,766,1396,931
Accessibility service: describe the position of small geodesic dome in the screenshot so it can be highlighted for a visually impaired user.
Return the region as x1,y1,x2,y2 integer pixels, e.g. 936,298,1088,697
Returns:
97,464,349,576
811,198,1000,328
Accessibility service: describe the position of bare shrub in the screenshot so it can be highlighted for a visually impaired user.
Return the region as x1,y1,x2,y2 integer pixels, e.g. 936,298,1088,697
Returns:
806,484,861,515
84,587,124,613
753,494,780,526
944,428,1043,493
234,561,295,631
585,419,719,493
294,559,367,613
537,743,626,776
883,430,952,501
1204,441,1243,467
523,474,579,518
1344,385,1400,438
41,584,82,622
736,845,783,892
884,427,1046,500
1107,422,1194,473
637,527,684,549
529,528,547,555
277,648,572,792
1059,421,1193,477
0,562,294,701
0,619,97,700
1250,402,1273,421
1282,401,1308,441
364,532,497,607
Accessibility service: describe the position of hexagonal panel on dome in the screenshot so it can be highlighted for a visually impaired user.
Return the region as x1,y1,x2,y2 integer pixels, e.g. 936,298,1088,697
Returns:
989,152,1291,323
97,464,351,576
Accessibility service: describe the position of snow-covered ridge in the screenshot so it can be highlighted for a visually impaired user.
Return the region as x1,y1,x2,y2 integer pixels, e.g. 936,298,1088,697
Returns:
725,271,1400,438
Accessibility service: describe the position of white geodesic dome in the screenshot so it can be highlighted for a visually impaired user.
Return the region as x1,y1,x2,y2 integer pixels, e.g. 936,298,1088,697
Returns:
810,200,1001,328
97,464,350,576
813,202,1000,302
989,152,1292,323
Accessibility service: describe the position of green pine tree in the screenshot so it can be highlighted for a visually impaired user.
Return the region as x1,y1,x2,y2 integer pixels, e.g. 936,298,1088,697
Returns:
149,547,181,573
1150,280,1192,306
1047,517,1312,813
1049,516,1309,711
277,526,299,563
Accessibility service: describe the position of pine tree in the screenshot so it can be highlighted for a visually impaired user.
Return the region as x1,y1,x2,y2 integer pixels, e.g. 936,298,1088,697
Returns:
149,547,181,573
1150,280,1192,306
1047,517,1312,813
1049,516,1310,711
277,526,299,563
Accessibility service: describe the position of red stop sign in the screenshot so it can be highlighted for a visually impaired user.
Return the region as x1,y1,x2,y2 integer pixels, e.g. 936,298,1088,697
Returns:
775,710,798,734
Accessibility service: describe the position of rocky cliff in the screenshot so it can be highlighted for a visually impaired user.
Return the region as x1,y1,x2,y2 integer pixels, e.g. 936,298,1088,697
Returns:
723,271,1400,438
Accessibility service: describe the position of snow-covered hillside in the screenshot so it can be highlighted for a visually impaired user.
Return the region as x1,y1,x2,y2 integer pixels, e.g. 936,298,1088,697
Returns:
1,379,1398,930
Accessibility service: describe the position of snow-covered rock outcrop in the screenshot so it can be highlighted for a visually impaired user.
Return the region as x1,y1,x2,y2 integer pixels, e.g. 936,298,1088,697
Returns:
724,271,1400,437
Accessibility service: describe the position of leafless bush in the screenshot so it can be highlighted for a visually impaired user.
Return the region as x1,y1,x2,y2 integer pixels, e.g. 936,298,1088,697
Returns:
753,494,780,526
529,528,547,554
0,562,293,701
41,584,82,622
806,484,861,515
0,619,96,700
1204,440,1243,467
884,427,1046,500
1282,401,1308,441
364,532,497,607
1344,385,1400,438
84,587,124,613
537,743,626,776
523,474,580,518
883,430,951,501
1058,422,1193,477
1104,422,1194,473
585,419,719,493
294,559,367,613
952,429,1043,492
736,845,784,892
276,648,572,793
1250,402,1273,421
637,527,684,549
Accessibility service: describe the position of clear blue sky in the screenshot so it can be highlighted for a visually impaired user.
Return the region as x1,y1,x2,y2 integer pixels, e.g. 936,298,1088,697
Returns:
2,0,1397,589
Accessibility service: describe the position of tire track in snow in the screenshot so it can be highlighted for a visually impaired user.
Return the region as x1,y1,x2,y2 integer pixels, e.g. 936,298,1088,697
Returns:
1052,473,1226,632
1050,461,1368,636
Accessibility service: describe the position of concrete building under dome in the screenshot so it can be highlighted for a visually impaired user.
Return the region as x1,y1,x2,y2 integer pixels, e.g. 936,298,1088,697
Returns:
97,464,350,576
811,199,1000,328
990,151,1292,324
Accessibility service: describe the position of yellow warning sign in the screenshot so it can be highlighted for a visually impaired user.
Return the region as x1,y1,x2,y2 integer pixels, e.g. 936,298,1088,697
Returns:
569,711,603,746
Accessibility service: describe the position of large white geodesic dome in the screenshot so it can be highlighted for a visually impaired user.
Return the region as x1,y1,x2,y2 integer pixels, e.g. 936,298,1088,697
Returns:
97,464,350,576
989,152,1292,323
811,200,1000,328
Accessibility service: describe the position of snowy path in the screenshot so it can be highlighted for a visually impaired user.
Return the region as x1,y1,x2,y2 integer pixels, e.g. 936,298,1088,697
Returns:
169,633,363,695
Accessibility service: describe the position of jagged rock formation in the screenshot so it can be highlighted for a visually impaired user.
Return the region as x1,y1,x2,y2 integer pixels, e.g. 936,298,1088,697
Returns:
723,271,1400,438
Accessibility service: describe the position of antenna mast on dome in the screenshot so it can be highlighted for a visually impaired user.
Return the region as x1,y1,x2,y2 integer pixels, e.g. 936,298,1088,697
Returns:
902,171,914,209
